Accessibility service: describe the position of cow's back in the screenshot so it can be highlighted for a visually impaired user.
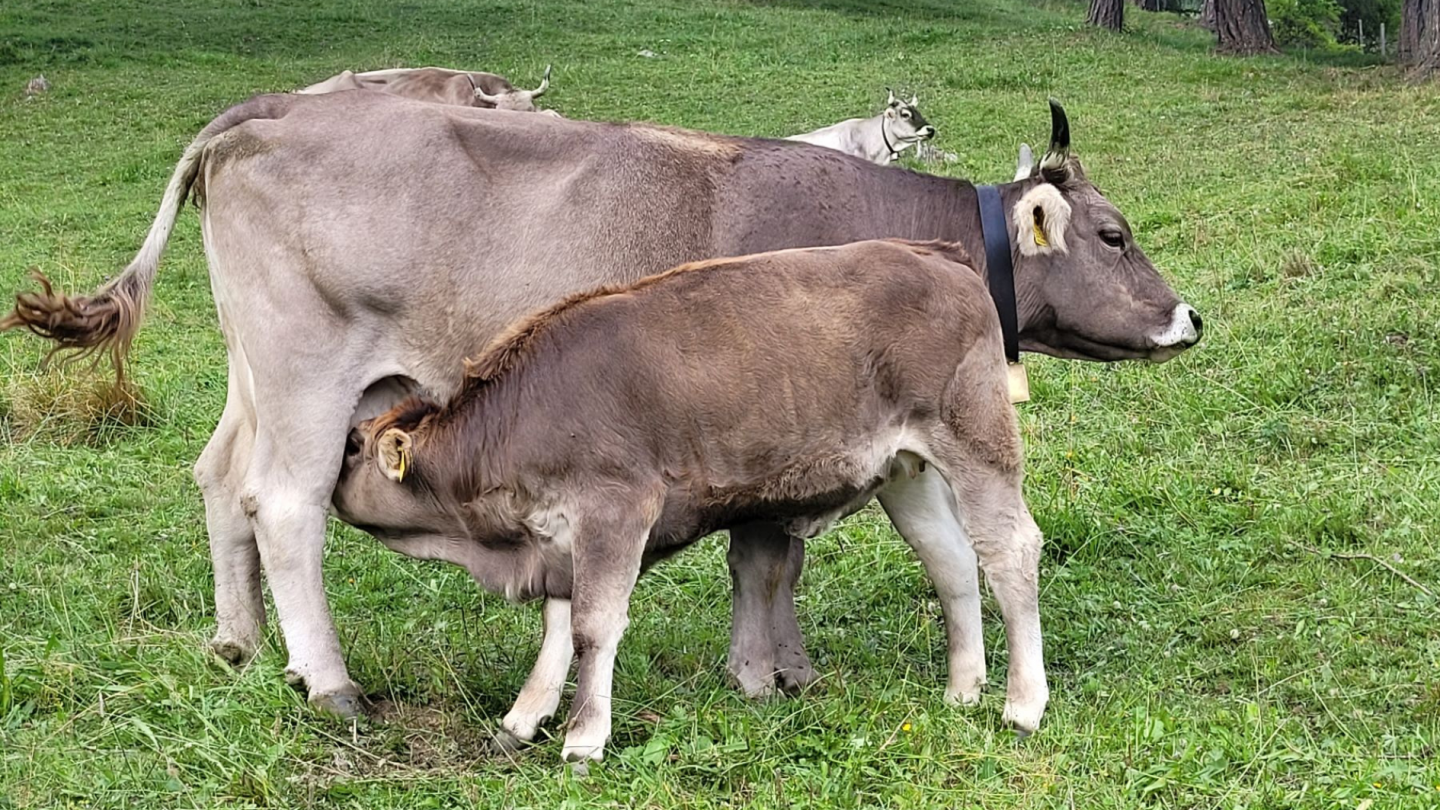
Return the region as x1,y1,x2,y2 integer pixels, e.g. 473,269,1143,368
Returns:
198,92,746,394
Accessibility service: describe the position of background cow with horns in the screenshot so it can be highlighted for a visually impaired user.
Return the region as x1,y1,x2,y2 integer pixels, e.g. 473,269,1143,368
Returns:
298,65,554,112
1,95,1200,723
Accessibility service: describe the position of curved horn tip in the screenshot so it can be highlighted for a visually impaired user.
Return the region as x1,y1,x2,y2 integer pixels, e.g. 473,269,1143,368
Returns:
1047,98,1070,150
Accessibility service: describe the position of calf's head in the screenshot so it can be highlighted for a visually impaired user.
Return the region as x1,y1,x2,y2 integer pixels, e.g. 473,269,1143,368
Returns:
1007,101,1201,362
884,89,936,147
333,399,454,540
472,65,551,112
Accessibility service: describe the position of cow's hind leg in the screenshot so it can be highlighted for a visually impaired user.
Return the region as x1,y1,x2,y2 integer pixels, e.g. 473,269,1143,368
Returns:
242,373,367,717
496,598,573,750
877,464,987,706
195,386,264,666
561,490,659,766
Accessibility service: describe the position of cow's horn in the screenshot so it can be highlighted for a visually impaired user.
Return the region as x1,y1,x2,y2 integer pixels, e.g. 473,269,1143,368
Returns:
1039,98,1071,172
530,65,551,98
472,78,503,105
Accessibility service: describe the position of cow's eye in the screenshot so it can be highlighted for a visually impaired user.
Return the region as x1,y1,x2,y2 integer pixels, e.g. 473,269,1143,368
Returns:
901,110,911,119
1100,229,1125,248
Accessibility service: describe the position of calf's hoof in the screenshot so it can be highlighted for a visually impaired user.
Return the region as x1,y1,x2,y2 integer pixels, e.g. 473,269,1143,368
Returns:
1000,697,1046,737
561,740,606,766
208,635,257,668
488,728,525,756
309,687,365,719
943,675,986,707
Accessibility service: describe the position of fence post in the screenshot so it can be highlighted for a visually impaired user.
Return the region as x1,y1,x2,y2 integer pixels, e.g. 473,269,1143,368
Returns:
1380,23,1387,57
1359,18,1365,49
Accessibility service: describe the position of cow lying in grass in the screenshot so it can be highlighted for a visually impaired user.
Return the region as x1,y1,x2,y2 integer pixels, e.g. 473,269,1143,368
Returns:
788,90,936,164
297,65,555,113
331,239,1048,765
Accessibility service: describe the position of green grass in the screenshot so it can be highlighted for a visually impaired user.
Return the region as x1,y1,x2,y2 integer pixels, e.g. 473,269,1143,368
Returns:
3,0,1439,806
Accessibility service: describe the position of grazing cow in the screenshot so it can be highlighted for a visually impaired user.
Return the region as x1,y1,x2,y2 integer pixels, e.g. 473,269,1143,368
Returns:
1,95,1200,722
787,90,936,164
297,65,553,112
332,239,1048,763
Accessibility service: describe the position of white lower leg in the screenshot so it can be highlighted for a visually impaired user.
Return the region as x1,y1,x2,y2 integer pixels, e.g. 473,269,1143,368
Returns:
878,468,987,705
250,491,360,710
503,598,573,742
976,510,1047,733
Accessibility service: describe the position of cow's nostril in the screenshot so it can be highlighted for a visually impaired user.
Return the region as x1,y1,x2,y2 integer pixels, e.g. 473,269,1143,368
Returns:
1188,308,1203,336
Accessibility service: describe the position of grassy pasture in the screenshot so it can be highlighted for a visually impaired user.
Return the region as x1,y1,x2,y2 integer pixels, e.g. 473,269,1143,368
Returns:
2,0,1439,806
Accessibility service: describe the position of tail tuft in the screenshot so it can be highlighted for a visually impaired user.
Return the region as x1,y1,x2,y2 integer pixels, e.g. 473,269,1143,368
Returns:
1,270,143,378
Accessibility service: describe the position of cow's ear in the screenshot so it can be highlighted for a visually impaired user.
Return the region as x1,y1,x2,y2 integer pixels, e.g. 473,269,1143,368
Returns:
377,428,414,483
1013,183,1071,256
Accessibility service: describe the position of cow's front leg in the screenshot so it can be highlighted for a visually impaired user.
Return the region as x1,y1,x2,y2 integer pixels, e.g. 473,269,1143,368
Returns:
496,598,573,750
877,466,987,705
561,495,656,766
728,524,816,697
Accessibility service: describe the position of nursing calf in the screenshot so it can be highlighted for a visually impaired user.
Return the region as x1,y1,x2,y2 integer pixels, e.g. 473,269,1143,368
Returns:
332,239,1047,764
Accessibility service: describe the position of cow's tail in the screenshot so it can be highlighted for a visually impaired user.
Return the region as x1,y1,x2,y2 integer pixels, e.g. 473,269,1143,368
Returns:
1,94,298,379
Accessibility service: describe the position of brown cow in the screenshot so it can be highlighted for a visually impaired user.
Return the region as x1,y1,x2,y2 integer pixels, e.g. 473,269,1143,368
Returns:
297,65,553,112
1,95,1197,721
332,239,1048,764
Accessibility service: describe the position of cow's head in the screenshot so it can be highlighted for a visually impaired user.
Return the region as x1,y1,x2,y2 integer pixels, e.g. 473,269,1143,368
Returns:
472,65,551,112
333,399,457,541
883,89,936,148
1006,101,1201,362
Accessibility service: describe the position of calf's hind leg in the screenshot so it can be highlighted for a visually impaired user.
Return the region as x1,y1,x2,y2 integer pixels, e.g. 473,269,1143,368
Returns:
876,464,987,706
934,456,1047,734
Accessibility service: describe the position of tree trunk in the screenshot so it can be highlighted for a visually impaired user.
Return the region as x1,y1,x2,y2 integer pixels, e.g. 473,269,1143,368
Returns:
1139,0,1163,11
1200,0,1217,31
1214,0,1279,54
1088,0,1125,30
1401,0,1440,78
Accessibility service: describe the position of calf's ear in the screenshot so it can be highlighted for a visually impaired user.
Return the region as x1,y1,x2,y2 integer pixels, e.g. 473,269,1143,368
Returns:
1012,183,1071,256
377,428,414,483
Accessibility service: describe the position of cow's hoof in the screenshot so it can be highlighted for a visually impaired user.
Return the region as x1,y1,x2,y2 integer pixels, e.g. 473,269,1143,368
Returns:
208,636,257,668
777,661,817,694
730,662,779,700
307,685,366,720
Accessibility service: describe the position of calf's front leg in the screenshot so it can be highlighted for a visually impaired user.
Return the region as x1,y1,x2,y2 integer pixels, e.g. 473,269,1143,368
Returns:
560,497,656,765
496,598,573,749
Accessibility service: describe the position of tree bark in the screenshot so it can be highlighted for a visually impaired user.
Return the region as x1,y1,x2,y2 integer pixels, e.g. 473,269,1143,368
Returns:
1214,0,1279,54
1089,0,1125,30
1200,0,1217,31
1401,0,1440,78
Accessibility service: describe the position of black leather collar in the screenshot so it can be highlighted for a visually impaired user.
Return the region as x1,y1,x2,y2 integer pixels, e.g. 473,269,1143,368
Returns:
976,185,1020,363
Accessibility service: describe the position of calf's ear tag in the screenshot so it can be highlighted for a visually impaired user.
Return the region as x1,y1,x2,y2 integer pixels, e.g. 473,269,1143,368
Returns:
1032,220,1048,248
1008,362,1031,404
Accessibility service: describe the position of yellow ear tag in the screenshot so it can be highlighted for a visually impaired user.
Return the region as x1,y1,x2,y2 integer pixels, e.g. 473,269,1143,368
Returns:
1032,221,1048,247
396,446,410,482
1008,362,1031,405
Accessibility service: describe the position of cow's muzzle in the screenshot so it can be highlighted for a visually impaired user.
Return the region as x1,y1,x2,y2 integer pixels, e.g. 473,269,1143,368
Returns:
1148,303,1202,362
